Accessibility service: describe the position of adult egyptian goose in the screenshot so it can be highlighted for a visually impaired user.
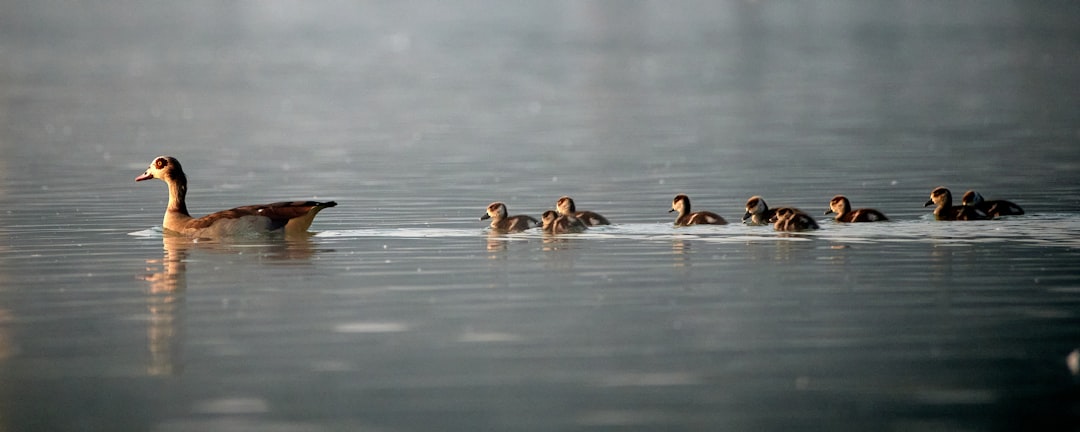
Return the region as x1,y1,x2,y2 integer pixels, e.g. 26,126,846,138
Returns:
824,195,888,222
742,196,799,226
924,187,989,221
769,207,820,231
135,156,336,237
480,202,539,233
555,196,610,226
961,190,1024,217
669,194,727,226
540,210,588,234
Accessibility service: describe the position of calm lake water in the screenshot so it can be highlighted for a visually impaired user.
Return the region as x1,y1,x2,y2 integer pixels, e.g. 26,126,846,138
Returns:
2,1,1080,431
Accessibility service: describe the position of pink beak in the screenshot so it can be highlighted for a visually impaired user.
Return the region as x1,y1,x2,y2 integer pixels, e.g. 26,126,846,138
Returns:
135,172,154,182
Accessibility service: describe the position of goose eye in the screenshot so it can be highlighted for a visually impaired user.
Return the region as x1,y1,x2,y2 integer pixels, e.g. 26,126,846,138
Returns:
154,158,167,169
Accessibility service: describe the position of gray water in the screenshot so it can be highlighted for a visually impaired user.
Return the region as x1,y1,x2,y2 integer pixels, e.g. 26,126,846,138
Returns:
2,1,1080,431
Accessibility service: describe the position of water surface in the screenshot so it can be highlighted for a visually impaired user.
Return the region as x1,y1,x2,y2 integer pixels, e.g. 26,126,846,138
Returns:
1,1,1079,431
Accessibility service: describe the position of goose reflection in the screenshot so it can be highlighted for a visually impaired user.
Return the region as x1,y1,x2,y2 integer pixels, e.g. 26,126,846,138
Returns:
140,233,325,375
141,235,189,376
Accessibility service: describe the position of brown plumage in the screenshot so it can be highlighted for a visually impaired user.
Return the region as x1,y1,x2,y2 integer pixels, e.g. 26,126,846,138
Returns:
480,202,539,233
742,196,799,226
961,190,1024,217
555,196,610,226
769,207,819,231
669,194,727,226
924,186,989,221
540,210,587,234
824,195,888,222
135,156,336,237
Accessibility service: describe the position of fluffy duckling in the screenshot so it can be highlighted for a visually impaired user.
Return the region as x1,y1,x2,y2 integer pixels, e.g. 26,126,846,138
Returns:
135,156,336,237
742,196,798,226
961,190,1024,217
924,187,989,221
555,196,610,226
669,194,727,226
480,202,539,233
540,210,588,234
824,195,888,222
770,207,819,231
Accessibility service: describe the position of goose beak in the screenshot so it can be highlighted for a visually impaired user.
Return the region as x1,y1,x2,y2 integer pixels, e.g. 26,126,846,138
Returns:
923,199,934,207
741,211,752,222
824,209,833,215
668,209,676,213
135,172,154,182
479,213,491,221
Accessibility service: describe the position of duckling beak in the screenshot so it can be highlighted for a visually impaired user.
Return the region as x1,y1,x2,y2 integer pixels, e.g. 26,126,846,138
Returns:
668,209,676,214
135,171,154,182
479,213,491,221
923,199,934,207
741,211,752,221
823,209,833,215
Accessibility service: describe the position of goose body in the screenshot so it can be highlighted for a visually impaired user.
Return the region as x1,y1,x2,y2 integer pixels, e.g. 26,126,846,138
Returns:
555,196,610,226
924,187,988,221
480,202,539,233
135,156,336,237
825,195,888,222
670,194,727,226
961,190,1024,217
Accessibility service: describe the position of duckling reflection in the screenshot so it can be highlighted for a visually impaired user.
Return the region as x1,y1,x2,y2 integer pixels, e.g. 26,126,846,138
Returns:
671,238,691,268
0,308,13,361
486,231,509,254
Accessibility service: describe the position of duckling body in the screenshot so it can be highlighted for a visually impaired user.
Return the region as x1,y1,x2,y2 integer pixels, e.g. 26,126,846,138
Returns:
743,196,798,226
556,196,610,226
770,207,819,231
925,187,989,221
541,210,588,234
961,190,1024,217
480,202,539,233
825,195,888,222
135,156,336,237
669,194,726,226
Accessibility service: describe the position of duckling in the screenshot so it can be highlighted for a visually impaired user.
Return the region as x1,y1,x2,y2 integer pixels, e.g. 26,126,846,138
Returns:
924,187,989,221
824,195,888,222
540,210,588,234
480,202,539,233
742,196,799,226
770,207,819,231
555,196,610,226
669,194,727,226
961,190,1024,217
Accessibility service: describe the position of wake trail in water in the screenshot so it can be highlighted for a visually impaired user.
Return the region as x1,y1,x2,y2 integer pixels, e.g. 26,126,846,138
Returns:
128,214,1080,248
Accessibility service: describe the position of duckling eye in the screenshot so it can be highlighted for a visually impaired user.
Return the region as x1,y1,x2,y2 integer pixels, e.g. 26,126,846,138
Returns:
154,158,167,169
